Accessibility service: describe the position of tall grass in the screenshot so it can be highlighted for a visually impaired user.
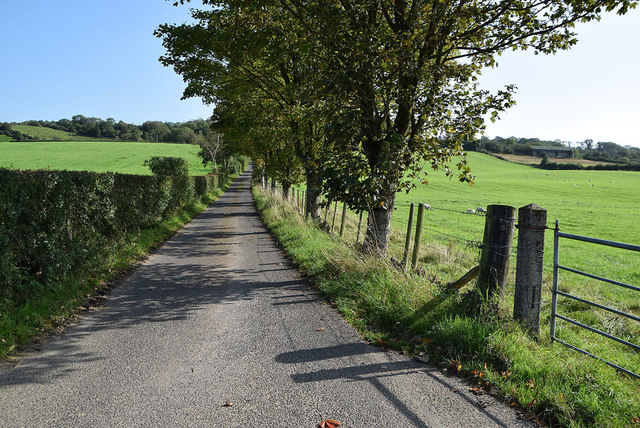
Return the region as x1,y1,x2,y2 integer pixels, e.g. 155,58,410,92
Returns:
254,186,640,427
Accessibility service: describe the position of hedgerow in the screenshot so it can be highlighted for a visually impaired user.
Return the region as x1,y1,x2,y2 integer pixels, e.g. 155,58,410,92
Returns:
0,168,225,304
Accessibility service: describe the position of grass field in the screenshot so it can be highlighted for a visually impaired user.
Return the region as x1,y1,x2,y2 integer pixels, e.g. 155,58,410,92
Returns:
0,141,212,175
10,124,100,141
0,135,11,142
390,152,640,375
301,151,639,383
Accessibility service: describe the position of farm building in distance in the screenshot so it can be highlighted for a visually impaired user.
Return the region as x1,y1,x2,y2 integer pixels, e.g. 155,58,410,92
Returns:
531,146,573,158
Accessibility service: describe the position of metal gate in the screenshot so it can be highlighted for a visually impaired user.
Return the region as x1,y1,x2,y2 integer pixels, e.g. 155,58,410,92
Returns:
551,220,640,380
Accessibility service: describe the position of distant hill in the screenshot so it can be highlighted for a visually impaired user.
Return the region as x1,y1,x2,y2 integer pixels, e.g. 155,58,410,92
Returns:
10,125,99,141
3,116,215,145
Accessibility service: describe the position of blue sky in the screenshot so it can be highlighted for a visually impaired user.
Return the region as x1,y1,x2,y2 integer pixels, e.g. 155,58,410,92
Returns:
480,9,640,148
1,2,639,147
1,0,211,124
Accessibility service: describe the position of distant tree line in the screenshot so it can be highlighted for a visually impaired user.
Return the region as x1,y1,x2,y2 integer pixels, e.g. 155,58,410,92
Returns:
466,136,640,164
0,116,216,145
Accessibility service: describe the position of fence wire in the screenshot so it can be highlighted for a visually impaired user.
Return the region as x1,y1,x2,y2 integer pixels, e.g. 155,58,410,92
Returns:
395,202,488,217
421,225,483,249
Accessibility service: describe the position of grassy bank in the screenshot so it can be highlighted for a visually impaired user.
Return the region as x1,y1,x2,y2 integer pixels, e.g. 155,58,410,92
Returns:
0,177,235,359
253,186,639,427
292,152,640,386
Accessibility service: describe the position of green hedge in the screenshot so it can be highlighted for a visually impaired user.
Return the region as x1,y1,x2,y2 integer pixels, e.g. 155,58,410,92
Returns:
537,161,640,171
0,169,226,303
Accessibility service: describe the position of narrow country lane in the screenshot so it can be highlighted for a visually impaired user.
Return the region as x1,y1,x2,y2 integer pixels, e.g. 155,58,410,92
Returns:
0,169,531,427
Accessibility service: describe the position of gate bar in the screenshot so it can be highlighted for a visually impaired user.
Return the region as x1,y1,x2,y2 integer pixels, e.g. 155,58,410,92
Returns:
557,265,640,293
557,231,640,252
553,337,640,380
555,290,640,323
555,314,640,352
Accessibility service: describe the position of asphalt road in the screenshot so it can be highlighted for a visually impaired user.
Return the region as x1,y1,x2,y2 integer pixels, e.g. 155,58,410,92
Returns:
0,169,532,427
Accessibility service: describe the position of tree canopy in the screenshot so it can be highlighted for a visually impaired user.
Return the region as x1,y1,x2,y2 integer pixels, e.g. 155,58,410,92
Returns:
158,0,636,254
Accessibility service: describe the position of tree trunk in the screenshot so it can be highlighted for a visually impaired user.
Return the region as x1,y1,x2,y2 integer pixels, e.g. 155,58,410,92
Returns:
363,196,395,256
305,170,322,222
282,183,291,200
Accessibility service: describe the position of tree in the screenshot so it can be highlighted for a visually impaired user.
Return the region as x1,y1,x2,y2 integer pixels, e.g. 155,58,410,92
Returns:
197,132,224,172
169,126,198,144
303,0,637,254
144,156,190,176
141,121,171,142
156,1,329,220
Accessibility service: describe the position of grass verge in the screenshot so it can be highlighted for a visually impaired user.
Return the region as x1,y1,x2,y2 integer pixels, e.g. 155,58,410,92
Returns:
253,186,640,428
0,176,236,360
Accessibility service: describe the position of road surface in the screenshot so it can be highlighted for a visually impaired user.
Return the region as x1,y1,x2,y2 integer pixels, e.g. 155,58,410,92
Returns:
0,169,531,427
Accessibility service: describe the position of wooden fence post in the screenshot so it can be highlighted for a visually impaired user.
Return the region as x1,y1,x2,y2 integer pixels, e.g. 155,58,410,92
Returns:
356,211,364,245
339,203,348,238
302,191,306,217
324,200,330,223
514,204,547,336
475,205,517,313
331,201,338,232
402,203,415,270
411,203,426,270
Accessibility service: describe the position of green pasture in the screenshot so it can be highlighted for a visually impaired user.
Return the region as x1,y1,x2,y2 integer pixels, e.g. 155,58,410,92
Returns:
391,152,639,280
0,135,11,142
390,152,640,374
0,141,212,176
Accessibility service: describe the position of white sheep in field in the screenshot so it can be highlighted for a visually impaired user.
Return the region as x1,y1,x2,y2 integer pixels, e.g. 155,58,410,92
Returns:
424,203,434,210
465,209,476,214
476,206,487,214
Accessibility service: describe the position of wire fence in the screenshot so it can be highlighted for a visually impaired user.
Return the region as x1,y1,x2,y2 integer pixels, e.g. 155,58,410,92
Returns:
267,183,523,281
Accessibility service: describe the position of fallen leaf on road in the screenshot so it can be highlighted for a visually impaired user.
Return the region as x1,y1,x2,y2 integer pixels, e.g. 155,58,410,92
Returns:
222,401,234,407
318,420,341,428
469,386,484,395
316,327,325,332
476,397,494,408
